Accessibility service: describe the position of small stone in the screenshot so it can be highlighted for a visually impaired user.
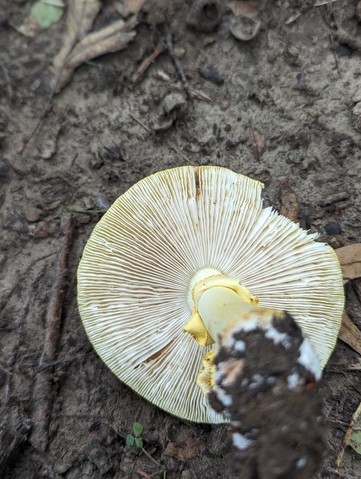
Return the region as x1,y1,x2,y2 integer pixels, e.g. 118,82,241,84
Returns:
174,46,185,58
38,138,57,160
287,150,304,164
324,222,342,235
23,205,42,222
163,93,186,115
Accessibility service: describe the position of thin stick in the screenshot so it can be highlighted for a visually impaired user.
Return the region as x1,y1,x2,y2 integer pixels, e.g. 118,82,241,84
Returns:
166,32,192,98
131,45,164,83
168,142,192,164
336,402,361,470
30,213,74,451
129,112,152,133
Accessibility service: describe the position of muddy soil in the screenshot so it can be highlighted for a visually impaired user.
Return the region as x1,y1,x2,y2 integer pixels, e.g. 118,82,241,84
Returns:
1,1,361,478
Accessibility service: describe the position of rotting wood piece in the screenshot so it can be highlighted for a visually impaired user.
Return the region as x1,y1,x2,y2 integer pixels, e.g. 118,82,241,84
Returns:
30,213,74,452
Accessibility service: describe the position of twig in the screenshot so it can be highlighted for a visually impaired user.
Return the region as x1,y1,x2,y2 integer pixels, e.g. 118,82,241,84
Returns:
129,112,152,133
166,32,192,98
336,402,361,470
168,142,192,164
131,44,164,83
30,213,74,452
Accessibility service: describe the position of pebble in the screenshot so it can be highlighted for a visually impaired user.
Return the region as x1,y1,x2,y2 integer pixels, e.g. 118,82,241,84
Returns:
324,222,342,235
287,150,304,164
23,205,42,222
163,93,186,115
38,138,57,160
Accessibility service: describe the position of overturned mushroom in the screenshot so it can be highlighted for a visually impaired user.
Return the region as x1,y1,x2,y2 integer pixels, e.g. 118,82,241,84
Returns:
209,308,325,478
77,166,344,423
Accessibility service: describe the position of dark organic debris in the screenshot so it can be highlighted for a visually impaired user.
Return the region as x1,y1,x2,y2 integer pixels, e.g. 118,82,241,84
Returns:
187,0,224,33
199,66,224,85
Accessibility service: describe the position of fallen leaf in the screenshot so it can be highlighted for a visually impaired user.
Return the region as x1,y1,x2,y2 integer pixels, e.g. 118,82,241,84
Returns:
278,177,299,223
164,437,205,461
335,244,361,282
52,0,138,92
339,311,361,357
336,402,361,469
31,1,63,29
53,0,102,75
117,0,146,16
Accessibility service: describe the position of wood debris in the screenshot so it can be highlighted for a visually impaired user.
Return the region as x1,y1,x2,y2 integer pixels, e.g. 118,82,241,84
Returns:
249,127,265,161
336,402,361,470
30,213,74,452
339,311,361,357
335,244,361,282
52,0,138,92
278,177,299,223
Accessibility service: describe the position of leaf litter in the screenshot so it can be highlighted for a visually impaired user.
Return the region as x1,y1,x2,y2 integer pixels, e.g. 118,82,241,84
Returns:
52,0,139,92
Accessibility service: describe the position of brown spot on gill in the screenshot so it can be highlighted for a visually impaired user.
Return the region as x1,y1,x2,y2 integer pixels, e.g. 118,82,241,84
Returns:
143,339,175,364
194,167,200,200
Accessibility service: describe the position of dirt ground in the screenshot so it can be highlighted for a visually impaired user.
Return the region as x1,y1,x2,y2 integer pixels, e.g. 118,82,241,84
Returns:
1,1,361,478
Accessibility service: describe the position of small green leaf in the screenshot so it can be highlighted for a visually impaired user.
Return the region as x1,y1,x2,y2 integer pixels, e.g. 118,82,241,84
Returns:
135,437,143,448
133,422,143,437
125,434,135,447
350,429,361,455
31,1,63,29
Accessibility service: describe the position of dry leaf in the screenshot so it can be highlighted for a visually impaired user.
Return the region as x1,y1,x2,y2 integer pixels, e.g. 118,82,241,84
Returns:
336,402,361,470
335,244,361,282
164,437,205,461
53,0,102,73
116,0,146,16
52,0,138,92
278,177,299,223
339,311,361,357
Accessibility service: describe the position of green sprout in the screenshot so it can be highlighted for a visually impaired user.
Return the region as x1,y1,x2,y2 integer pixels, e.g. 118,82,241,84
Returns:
126,422,167,479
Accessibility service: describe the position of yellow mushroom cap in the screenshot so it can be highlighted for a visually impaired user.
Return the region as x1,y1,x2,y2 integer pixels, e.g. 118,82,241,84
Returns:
77,166,344,423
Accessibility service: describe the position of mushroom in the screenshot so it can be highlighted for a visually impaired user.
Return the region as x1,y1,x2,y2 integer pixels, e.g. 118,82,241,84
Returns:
209,308,326,478
77,166,344,423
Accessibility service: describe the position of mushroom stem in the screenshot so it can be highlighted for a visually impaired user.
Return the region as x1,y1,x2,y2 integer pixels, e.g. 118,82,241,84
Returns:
184,273,258,346
197,287,255,342
209,309,325,479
